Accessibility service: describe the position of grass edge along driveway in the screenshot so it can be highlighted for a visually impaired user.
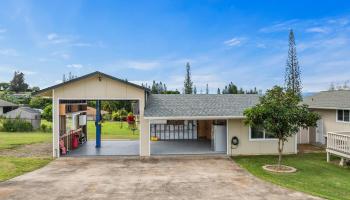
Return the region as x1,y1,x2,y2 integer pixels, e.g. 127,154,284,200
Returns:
0,157,52,181
0,132,52,182
234,153,350,200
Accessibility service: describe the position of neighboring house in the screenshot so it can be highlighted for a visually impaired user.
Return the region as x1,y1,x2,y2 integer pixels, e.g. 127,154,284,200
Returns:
299,90,350,146
0,99,18,115
4,107,41,129
86,106,108,121
35,71,297,158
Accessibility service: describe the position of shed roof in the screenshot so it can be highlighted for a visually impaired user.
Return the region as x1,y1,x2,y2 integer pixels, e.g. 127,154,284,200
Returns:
144,94,259,118
303,90,350,109
6,107,41,115
34,71,150,96
0,99,17,107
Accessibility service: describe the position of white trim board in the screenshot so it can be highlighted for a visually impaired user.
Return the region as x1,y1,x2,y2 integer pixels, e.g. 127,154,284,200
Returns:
144,116,245,120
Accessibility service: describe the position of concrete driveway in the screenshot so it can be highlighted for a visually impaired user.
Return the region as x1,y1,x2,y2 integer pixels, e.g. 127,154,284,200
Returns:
0,156,320,200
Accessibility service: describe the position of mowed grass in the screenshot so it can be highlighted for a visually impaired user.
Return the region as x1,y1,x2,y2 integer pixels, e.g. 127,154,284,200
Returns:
234,153,350,200
0,132,51,150
0,157,52,181
87,121,139,140
0,120,52,181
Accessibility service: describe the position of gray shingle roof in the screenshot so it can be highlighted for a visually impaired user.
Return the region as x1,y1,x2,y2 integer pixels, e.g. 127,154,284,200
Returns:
144,94,260,118
303,90,350,109
0,99,17,107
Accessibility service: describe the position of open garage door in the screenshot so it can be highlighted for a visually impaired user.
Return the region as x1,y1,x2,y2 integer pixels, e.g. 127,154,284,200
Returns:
150,119,227,155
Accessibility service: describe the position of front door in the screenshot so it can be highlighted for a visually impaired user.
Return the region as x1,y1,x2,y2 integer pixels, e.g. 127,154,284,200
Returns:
315,119,324,144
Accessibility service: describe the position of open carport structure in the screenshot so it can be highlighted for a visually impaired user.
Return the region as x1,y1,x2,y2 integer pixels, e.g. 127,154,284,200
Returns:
36,71,151,157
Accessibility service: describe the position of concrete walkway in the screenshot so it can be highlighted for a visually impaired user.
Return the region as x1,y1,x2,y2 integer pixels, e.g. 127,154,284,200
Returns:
0,157,320,200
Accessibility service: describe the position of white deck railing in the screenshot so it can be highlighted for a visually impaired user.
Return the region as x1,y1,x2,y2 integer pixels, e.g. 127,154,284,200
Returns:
327,132,350,162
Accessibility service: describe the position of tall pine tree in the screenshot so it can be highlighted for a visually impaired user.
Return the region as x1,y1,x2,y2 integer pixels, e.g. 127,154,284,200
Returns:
183,62,193,94
285,29,302,97
9,71,28,93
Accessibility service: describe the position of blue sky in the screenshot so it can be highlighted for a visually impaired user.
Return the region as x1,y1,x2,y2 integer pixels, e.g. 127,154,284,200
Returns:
0,0,350,93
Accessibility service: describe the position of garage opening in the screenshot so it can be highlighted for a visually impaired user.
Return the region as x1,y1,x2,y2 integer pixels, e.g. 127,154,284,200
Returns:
150,119,227,155
58,99,140,156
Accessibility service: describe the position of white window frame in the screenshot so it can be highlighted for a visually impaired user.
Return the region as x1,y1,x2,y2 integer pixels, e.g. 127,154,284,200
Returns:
249,126,278,141
336,109,350,123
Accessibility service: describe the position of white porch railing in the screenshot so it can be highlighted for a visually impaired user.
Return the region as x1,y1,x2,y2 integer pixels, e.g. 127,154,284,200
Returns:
326,132,350,163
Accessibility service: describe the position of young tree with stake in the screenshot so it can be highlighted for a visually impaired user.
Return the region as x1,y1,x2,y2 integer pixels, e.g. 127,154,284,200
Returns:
244,86,319,168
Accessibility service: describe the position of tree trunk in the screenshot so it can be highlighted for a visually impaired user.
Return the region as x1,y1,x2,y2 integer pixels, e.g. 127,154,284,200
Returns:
277,138,285,169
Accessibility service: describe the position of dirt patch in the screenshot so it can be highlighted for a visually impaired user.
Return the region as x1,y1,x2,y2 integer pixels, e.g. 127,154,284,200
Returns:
263,164,297,173
0,143,52,157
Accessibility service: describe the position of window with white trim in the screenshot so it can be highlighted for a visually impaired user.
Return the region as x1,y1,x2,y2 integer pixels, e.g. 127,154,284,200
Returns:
250,125,276,140
337,109,350,122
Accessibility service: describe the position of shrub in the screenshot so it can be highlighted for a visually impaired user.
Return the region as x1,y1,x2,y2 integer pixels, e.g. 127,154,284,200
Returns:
42,104,52,122
111,111,120,121
40,124,51,132
1,117,33,132
119,109,128,121
103,113,112,121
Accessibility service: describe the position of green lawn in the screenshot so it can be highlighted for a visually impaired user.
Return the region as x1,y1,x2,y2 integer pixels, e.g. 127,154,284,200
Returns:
234,153,350,200
0,120,52,182
0,132,51,150
0,157,52,181
87,121,139,140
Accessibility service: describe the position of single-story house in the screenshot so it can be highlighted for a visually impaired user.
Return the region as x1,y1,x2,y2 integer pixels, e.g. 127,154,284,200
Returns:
4,107,41,129
298,90,350,146
0,99,18,115
35,71,297,158
86,106,108,121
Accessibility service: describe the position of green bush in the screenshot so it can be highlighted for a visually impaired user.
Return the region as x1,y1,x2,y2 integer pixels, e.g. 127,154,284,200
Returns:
1,117,33,132
111,109,128,121
103,113,112,121
40,123,52,132
111,111,121,121
42,104,52,122
119,109,128,121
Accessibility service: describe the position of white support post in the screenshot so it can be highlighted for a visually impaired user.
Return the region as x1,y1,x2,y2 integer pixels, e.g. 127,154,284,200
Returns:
327,152,330,162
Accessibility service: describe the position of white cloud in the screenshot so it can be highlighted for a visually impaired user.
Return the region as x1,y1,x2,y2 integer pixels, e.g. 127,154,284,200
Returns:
306,27,328,33
224,37,244,47
259,20,298,33
71,42,92,47
124,61,160,70
51,51,70,60
0,48,18,56
256,43,266,48
22,70,36,75
46,33,93,47
0,66,36,75
47,33,58,40
67,64,83,69
47,33,70,44
55,80,63,84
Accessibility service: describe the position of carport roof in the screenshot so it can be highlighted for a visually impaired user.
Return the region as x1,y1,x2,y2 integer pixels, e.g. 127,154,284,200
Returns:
144,94,260,118
34,71,151,96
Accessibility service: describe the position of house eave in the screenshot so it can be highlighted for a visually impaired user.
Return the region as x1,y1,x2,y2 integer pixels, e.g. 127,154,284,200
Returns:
144,116,246,120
